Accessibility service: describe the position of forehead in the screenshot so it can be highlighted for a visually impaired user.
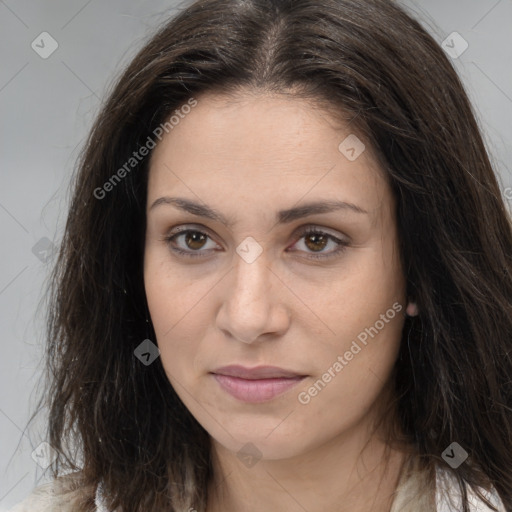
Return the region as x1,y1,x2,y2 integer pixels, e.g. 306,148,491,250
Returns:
147,90,390,220
152,90,361,162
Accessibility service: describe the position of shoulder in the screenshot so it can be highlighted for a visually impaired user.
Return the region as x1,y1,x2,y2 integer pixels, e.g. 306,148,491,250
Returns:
8,472,97,512
391,456,506,512
436,466,506,512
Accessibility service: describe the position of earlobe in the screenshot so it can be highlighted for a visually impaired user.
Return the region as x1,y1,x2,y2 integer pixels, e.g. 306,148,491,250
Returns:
405,302,419,317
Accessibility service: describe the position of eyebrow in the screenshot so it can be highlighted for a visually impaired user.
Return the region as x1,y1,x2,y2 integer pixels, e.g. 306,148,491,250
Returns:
148,196,368,227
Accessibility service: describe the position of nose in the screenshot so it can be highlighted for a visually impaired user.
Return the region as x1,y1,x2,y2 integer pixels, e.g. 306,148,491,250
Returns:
216,251,290,344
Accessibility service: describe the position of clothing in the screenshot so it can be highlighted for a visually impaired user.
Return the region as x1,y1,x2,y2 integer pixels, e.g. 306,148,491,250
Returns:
9,465,506,511
389,460,506,512
435,467,505,511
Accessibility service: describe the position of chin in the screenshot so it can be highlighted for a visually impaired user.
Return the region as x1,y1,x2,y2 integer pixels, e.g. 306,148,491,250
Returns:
206,416,311,461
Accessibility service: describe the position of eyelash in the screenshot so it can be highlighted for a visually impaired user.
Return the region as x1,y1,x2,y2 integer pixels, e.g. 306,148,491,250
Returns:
163,226,349,261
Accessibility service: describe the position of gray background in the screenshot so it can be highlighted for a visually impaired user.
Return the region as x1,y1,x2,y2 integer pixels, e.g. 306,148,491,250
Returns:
1,0,511,509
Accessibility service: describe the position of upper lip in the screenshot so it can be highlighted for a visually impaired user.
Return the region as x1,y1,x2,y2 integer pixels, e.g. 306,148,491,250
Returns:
211,365,305,380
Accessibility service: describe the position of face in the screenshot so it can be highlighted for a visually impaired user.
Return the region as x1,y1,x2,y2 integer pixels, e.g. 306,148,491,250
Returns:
144,90,408,461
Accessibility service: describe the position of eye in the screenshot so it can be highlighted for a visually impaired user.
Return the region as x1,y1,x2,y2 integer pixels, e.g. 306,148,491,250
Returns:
162,225,349,260
163,228,220,258
288,227,349,260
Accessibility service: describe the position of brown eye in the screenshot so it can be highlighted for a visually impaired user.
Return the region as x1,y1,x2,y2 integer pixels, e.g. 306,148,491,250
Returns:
304,232,328,252
288,227,349,260
184,231,208,250
164,228,219,258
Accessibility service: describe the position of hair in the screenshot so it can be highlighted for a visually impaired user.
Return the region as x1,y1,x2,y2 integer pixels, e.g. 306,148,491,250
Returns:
30,0,512,510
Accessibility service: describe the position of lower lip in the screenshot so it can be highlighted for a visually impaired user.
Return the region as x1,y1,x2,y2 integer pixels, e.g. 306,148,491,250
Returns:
212,374,306,403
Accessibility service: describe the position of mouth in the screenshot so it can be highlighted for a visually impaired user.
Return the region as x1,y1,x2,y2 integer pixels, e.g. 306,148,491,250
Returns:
210,365,307,403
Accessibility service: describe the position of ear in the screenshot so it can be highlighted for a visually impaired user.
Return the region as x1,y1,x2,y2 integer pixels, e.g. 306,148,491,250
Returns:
405,302,419,317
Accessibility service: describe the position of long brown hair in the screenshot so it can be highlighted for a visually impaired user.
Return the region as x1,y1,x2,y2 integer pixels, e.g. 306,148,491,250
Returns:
31,0,512,510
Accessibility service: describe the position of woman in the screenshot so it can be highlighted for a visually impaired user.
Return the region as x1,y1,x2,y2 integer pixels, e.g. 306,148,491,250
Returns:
11,0,512,510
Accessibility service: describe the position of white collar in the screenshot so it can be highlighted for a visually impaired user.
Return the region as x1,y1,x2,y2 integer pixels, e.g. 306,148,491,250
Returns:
94,466,505,511
94,481,108,512
435,466,505,511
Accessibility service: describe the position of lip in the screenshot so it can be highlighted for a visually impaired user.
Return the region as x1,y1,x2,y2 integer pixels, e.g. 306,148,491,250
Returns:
212,365,304,379
211,365,307,403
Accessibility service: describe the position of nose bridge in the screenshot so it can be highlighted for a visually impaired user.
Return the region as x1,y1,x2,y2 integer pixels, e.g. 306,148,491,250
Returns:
216,246,284,344
230,249,271,308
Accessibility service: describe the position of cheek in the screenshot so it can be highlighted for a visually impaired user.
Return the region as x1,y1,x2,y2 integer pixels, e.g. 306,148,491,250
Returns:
143,252,207,380
290,243,405,416
144,247,217,332
287,247,405,343
294,306,405,439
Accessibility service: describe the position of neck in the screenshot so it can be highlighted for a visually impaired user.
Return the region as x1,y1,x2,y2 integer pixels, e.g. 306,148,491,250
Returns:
206,421,410,512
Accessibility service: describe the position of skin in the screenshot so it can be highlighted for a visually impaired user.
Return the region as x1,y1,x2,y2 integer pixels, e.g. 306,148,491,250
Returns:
144,89,417,512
